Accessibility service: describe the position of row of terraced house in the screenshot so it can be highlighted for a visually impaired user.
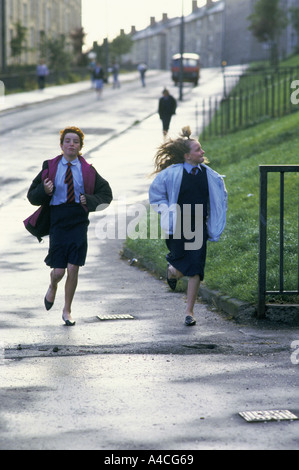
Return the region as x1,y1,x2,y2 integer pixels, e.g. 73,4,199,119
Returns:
1,0,299,72
125,0,299,69
0,0,81,70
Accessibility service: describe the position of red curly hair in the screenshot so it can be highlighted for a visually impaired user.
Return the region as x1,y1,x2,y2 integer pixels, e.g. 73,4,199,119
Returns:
60,126,85,154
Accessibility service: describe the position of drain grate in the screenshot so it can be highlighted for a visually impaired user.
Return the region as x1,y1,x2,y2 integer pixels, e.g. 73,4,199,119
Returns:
97,314,135,321
239,410,298,423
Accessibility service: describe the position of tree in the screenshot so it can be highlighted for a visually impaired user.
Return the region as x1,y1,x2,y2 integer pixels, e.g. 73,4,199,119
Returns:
46,35,72,72
89,33,132,68
248,0,287,67
39,31,48,59
110,33,132,62
38,33,73,72
10,22,28,64
91,41,105,63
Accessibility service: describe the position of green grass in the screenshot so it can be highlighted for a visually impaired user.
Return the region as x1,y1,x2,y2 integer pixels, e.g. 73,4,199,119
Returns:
125,111,299,305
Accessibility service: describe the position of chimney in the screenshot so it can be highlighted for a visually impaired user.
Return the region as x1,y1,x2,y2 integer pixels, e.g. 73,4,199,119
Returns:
131,25,136,34
192,1,198,12
150,17,156,27
162,13,168,22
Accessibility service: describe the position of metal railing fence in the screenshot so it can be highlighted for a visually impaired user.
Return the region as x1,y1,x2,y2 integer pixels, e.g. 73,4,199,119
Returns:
201,68,299,139
258,165,299,318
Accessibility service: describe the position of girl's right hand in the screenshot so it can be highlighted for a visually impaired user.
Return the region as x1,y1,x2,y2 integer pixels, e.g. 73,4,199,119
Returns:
44,178,54,195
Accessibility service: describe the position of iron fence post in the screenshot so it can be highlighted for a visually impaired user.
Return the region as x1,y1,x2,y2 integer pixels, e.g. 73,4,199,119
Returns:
258,166,267,318
279,172,284,292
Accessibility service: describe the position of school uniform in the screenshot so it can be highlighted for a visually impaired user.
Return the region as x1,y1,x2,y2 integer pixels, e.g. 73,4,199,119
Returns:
165,163,209,279
149,162,227,280
93,66,105,90
27,154,112,268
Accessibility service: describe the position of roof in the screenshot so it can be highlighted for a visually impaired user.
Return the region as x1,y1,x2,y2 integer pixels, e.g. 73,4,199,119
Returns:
131,1,224,41
172,53,200,60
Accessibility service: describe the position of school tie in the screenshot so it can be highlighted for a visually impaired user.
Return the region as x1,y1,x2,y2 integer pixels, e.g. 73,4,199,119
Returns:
191,167,198,175
65,162,75,203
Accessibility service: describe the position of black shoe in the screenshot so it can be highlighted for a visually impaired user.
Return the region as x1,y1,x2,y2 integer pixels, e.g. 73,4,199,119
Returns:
166,264,177,291
62,315,76,327
44,296,54,311
185,315,196,326
64,319,76,327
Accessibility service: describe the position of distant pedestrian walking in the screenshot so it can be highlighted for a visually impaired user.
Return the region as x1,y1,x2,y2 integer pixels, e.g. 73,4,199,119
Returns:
149,126,227,327
24,127,113,326
158,88,177,137
88,59,96,88
93,63,105,99
112,62,120,89
36,59,49,90
137,63,147,87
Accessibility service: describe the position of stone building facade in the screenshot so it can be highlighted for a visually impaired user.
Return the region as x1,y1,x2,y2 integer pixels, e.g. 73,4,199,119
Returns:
128,3,224,70
128,0,299,69
223,0,299,65
0,0,81,69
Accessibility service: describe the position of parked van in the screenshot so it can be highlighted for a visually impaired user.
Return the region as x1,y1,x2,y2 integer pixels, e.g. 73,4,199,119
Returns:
171,53,200,86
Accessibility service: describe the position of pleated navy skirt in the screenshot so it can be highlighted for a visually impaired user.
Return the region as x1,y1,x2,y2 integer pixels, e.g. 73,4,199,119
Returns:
166,224,208,280
165,167,209,280
45,204,89,269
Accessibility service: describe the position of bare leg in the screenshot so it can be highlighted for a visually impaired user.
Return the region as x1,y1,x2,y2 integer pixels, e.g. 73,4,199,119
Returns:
168,265,200,324
62,263,79,324
168,264,183,280
186,275,200,317
45,268,65,306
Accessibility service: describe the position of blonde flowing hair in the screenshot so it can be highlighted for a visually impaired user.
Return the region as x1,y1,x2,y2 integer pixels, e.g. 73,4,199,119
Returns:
153,126,207,174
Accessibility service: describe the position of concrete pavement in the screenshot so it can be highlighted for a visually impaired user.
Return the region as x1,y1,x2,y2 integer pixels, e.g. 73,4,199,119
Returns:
1,71,299,451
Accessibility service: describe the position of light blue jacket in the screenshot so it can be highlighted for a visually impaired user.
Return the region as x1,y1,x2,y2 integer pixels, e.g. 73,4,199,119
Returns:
149,163,227,242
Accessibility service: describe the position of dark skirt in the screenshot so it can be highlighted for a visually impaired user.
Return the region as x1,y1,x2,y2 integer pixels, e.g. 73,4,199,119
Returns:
166,224,208,280
45,204,89,269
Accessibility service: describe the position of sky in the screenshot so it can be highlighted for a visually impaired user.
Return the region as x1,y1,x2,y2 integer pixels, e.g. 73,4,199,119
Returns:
82,0,206,49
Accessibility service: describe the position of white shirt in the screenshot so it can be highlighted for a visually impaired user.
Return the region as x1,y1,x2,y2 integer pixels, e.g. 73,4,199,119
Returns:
50,156,84,205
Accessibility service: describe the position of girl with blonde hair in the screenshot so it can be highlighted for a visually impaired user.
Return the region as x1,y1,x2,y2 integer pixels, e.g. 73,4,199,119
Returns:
149,127,227,326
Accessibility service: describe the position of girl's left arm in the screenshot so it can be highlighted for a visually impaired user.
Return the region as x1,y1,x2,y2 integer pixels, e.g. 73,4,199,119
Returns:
85,171,113,212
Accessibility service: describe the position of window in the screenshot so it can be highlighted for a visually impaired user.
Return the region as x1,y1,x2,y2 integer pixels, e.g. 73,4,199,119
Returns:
23,3,28,26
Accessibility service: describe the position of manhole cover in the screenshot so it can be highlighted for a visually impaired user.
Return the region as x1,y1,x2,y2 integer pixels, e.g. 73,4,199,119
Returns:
97,314,134,321
239,410,298,423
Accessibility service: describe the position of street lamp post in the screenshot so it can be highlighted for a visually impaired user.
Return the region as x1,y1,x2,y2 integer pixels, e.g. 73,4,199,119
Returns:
179,0,185,101
222,60,227,97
